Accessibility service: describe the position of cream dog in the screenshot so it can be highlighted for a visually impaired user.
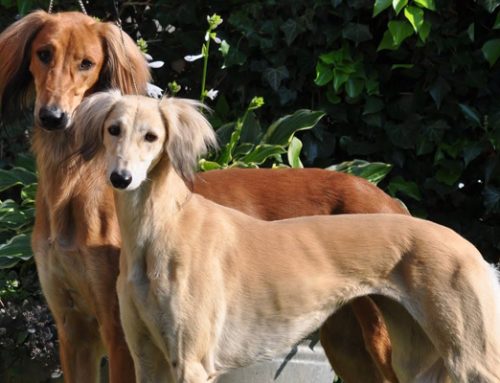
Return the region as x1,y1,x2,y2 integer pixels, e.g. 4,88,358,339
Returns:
74,91,500,383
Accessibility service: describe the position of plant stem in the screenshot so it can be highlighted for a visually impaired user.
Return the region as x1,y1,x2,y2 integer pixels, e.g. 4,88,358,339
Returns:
200,39,210,104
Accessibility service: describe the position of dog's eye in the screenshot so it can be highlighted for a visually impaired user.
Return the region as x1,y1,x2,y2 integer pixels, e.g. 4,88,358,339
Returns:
37,49,52,64
145,133,158,143
79,59,94,71
108,125,121,136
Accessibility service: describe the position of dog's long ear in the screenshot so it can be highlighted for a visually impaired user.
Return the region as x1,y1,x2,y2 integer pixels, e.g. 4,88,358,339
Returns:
159,98,218,180
97,22,151,95
73,90,122,160
0,10,50,121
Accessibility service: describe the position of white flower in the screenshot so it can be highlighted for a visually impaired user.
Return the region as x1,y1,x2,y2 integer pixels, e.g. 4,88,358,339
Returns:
166,24,176,33
206,89,219,100
184,53,204,62
147,83,163,99
148,61,164,68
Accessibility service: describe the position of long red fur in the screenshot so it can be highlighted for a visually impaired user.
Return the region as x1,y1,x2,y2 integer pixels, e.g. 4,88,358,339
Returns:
0,11,404,383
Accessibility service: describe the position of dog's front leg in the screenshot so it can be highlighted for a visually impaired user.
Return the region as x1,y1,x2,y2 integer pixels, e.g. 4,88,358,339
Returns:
117,275,174,383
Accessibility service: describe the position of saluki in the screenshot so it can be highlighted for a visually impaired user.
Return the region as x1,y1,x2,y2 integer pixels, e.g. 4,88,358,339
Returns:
0,10,414,383
74,91,500,383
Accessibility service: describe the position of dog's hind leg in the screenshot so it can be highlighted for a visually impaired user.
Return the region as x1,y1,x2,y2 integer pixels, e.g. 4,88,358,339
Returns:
320,302,396,383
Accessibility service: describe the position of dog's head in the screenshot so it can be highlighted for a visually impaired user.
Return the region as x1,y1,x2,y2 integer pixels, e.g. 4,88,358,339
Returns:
0,11,150,131
73,91,217,190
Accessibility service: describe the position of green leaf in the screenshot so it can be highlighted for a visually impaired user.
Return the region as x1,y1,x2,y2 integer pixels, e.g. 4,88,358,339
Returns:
345,78,364,98
0,167,37,192
458,103,482,127
327,160,393,185
429,77,451,109
404,6,424,33
333,69,350,92
363,97,384,115
482,39,500,66
261,110,325,146
373,0,392,17
388,176,422,200
287,137,304,168
414,0,436,11
263,66,289,91
391,64,414,70
388,20,415,47
342,23,373,44
494,12,500,29
314,61,333,86
467,23,475,41
418,20,431,42
393,0,408,15
378,30,399,51
0,234,32,269
435,161,463,186
280,18,303,46
478,0,500,13
198,159,222,171
240,144,286,165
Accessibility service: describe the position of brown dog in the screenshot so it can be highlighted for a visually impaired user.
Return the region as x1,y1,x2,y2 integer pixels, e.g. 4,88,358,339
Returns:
79,92,500,383
0,11,404,383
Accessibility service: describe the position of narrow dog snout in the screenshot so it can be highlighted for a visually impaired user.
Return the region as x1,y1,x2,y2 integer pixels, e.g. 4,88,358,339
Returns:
39,106,68,130
110,170,133,189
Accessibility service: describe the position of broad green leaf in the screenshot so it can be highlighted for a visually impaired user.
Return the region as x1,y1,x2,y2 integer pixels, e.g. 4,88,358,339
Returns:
345,78,364,98
414,0,436,11
333,69,350,92
418,20,431,42
314,61,333,86
261,110,325,146
388,20,415,47
240,144,286,165
482,39,500,66
458,103,482,127
327,160,393,185
388,176,422,200
0,167,38,192
404,6,424,33
287,137,304,168
199,159,222,171
393,0,408,15
378,30,399,51
0,233,33,268
373,0,392,17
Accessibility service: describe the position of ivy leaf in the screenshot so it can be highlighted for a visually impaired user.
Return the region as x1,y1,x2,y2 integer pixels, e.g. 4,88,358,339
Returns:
263,66,289,91
342,23,373,44
373,0,392,17
393,0,408,15
418,20,431,42
482,39,500,67
414,0,436,11
287,137,304,168
429,77,451,109
404,6,424,33
388,21,415,47
378,30,398,51
388,176,422,200
280,18,303,46
333,69,350,92
314,61,333,86
458,103,482,127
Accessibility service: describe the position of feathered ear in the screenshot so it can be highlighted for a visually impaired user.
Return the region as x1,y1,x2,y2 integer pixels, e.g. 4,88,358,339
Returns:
159,98,218,180
73,90,123,160
0,10,50,120
97,22,151,95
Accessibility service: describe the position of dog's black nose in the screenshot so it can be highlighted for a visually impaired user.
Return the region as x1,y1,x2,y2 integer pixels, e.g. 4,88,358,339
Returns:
110,170,132,189
39,106,68,130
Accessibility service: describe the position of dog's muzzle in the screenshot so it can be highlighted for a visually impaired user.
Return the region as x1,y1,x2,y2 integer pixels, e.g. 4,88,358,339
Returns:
39,106,69,131
110,170,133,189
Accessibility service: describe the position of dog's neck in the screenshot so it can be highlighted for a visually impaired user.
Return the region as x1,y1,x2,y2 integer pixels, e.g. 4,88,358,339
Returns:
113,157,191,260
32,126,120,250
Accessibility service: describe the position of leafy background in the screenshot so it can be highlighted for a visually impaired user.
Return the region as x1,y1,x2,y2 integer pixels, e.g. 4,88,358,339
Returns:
0,0,500,381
